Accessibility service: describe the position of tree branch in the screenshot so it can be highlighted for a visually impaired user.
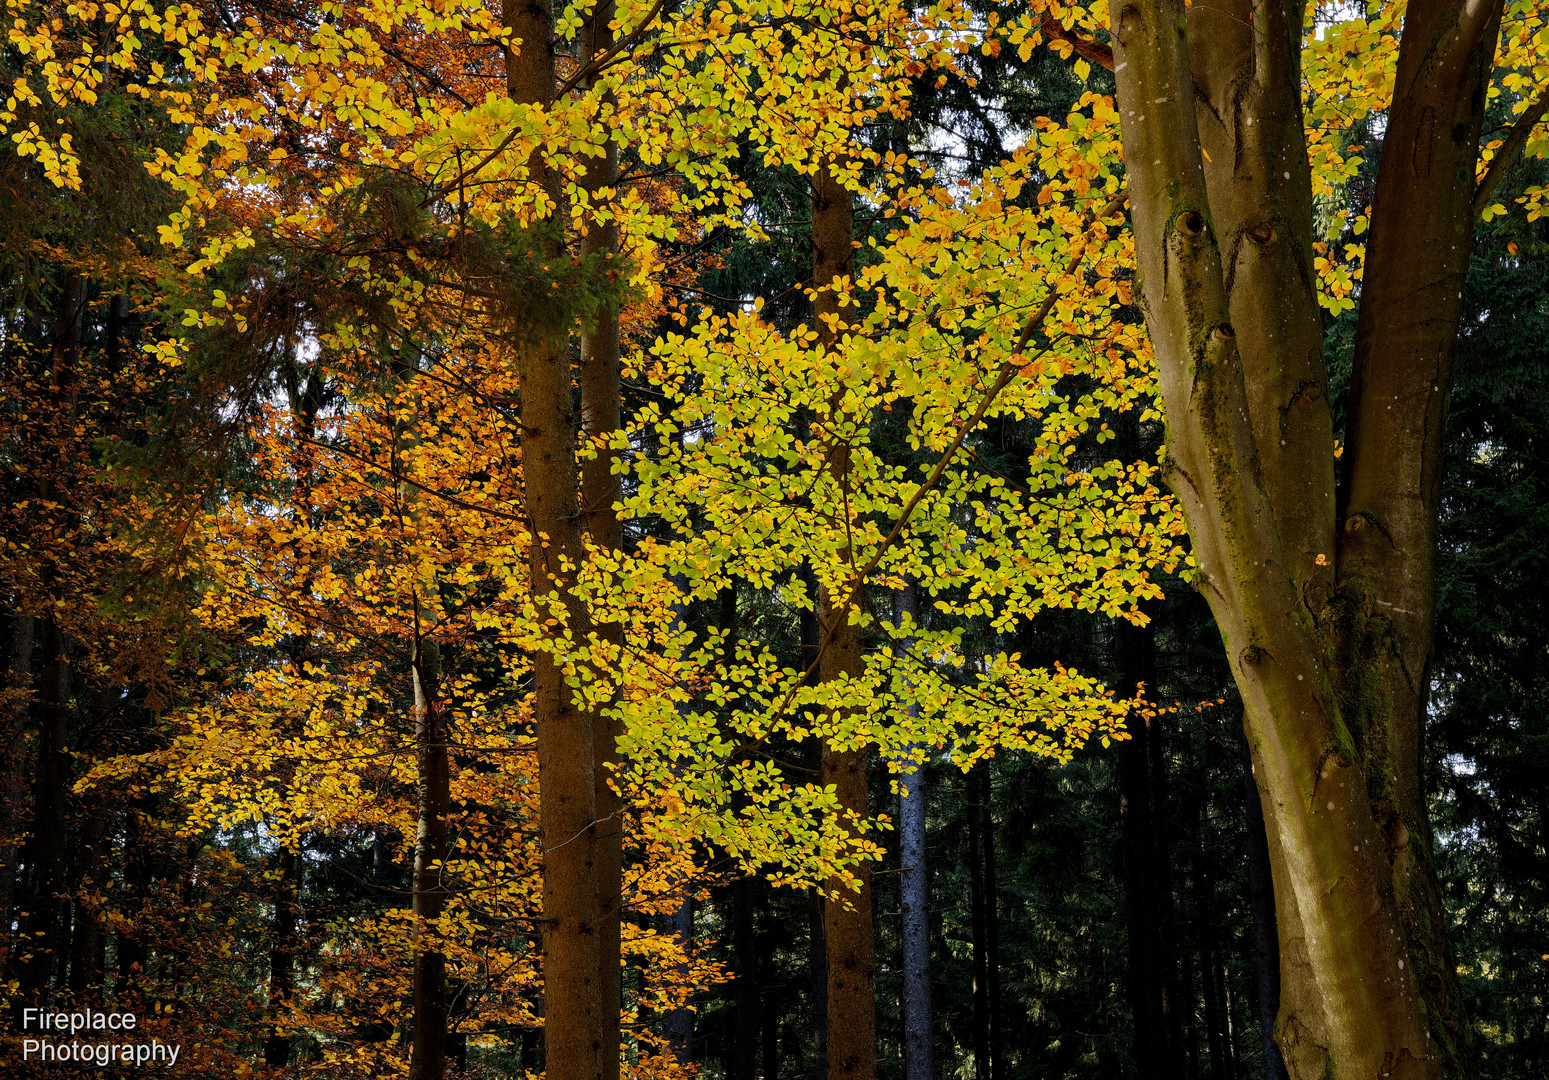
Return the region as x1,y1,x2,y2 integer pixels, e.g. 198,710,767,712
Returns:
1040,14,1114,72
1473,85,1549,219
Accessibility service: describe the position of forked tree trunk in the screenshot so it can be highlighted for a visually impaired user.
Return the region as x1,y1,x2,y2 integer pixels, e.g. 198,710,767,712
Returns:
506,6,604,1080
813,155,875,1080
1108,0,1502,1075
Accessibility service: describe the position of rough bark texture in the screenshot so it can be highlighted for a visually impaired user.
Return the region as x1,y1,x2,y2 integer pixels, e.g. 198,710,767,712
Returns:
578,8,624,1079
894,586,934,1080
813,157,874,1080
1108,0,1501,1076
506,6,603,1080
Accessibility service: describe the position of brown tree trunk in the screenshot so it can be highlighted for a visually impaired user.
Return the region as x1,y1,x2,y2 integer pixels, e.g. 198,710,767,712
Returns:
408,637,450,1080
506,7,603,1080
1109,0,1501,1075
577,6,624,1077
813,154,874,1080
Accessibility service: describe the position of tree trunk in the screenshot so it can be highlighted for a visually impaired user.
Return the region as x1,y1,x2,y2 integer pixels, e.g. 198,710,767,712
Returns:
115,804,151,1000
813,154,874,1080
980,770,1001,1080
732,876,759,1080
967,771,989,1080
506,7,603,1080
804,591,828,1080
895,586,933,1080
578,6,624,1077
68,809,109,1002
1115,617,1185,1080
265,846,301,1067
0,614,33,941
408,637,450,1080
19,273,82,1003
1109,0,1500,1075
809,890,829,1080
762,967,781,1080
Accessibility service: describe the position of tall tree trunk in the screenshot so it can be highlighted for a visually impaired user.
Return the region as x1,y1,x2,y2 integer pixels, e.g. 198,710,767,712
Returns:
68,809,108,1002
0,614,33,941
1242,741,1290,1080
1109,0,1500,1074
1198,859,1234,1080
577,6,624,1077
967,771,989,1080
809,890,829,1080
732,875,760,1080
408,636,450,1080
265,846,301,1067
1115,617,1184,1080
506,8,603,1080
115,804,151,999
895,586,933,1080
270,362,324,1070
979,769,1001,1080
20,273,83,1003
813,155,874,1080
762,965,781,1080
803,579,828,1080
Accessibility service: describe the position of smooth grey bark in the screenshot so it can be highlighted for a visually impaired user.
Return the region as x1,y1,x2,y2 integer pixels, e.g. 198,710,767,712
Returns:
1108,0,1504,1075
894,586,933,1080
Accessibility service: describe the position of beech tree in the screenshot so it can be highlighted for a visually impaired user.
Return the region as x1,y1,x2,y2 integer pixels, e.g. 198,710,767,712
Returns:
1097,0,1548,1075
